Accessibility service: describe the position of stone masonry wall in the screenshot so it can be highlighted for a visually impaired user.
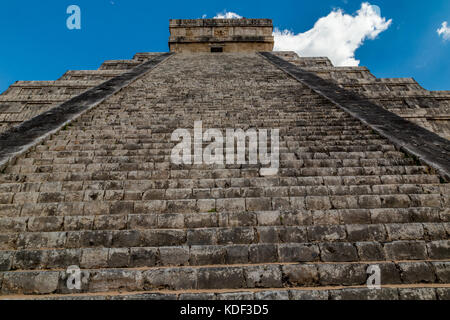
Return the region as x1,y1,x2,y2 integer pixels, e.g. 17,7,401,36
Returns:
0,53,162,134
273,52,450,140
0,53,448,299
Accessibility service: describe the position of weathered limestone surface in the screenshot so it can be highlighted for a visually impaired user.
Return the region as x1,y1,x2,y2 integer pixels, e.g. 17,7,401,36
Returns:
0,53,173,171
262,52,450,180
0,53,163,134
169,19,274,53
273,51,450,140
0,52,448,300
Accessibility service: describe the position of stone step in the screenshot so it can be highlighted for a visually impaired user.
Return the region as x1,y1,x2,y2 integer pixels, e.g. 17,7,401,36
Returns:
15,146,399,156
99,60,140,70
2,166,434,181
31,135,392,146
51,124,374,135
2,285,449,300
52,117,368,125
58,70,123,81
1,222,448,252
1,207,448,230
21,157,417,168
47,127,378,135
2,176,440,193
1,238,449,270
8,158,423,173
0,190,444,212
31,143,395,152
78,108,352,114
0,174,441,189
56,120,371,129
86,114,366,120
0,202,447,223
45,118,366,125
0,192,445,217
1,81,100,97
1,260,448,295
0,182,442,200
31,145,397,155
40,141,395,151
21,150,408,162
0,95,73,105
72,118,365,124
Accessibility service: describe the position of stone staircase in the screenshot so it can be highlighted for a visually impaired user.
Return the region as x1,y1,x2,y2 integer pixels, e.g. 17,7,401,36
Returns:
0,53,449,300
0,53,163,134
274,52,450,140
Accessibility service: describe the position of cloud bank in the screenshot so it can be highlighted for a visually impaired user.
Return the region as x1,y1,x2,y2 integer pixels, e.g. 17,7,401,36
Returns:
210,3,391,66
273,3,392,66
437,21,450,40
213,11,243,19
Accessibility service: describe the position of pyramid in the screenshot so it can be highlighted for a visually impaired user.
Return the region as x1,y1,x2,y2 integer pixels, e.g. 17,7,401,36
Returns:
0,19,449,300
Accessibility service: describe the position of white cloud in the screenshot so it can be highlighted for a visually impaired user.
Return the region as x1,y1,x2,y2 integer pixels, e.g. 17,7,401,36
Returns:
437,21,450,40
208,5,390,66
273,2,392,66
213,11,243,19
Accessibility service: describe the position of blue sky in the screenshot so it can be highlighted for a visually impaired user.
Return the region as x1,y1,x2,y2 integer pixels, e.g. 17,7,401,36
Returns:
0,0,449,93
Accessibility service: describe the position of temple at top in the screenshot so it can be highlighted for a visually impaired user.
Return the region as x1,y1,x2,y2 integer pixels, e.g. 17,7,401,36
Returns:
169,18,274,52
